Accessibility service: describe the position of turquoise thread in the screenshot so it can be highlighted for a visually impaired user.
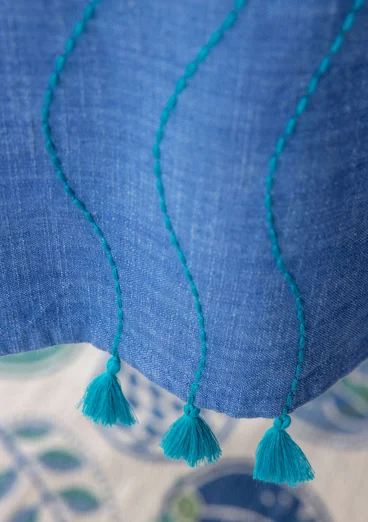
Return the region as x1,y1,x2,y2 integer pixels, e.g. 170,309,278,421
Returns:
265,0,365,421
44,0,137,427
42,0,124,359
40,0,364,431
152,0,248,409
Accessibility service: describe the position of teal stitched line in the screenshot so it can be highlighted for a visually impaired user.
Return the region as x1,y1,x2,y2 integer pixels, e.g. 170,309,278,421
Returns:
152,0,248,407
42,0,124,358
265,0,365,420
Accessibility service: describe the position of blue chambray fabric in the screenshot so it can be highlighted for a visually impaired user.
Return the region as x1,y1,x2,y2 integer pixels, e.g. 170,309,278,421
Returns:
0,0,367,418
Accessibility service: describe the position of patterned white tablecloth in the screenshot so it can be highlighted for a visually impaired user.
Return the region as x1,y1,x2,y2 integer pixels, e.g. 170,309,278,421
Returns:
0,344,366,522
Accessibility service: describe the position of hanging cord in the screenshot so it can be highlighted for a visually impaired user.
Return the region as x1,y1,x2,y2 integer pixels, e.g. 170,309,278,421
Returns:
155,0,248,466
42,0,137,427
254,0,365,487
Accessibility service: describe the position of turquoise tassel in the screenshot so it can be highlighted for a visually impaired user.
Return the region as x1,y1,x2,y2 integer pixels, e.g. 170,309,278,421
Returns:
78,356,137,427
253,415,314,487
160,404,221,467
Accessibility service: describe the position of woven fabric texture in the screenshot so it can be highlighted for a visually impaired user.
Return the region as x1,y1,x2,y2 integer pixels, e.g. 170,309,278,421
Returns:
0,0,367,417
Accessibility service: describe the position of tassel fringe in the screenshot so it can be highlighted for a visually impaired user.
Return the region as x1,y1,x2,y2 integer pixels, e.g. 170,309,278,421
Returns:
160,404,221,467
253,415,314,487
78,356,137,427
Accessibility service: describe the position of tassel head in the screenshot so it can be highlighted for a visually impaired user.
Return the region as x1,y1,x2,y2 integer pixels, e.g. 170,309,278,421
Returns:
253,414,314,487
160,403,221,467
78,356,137,427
